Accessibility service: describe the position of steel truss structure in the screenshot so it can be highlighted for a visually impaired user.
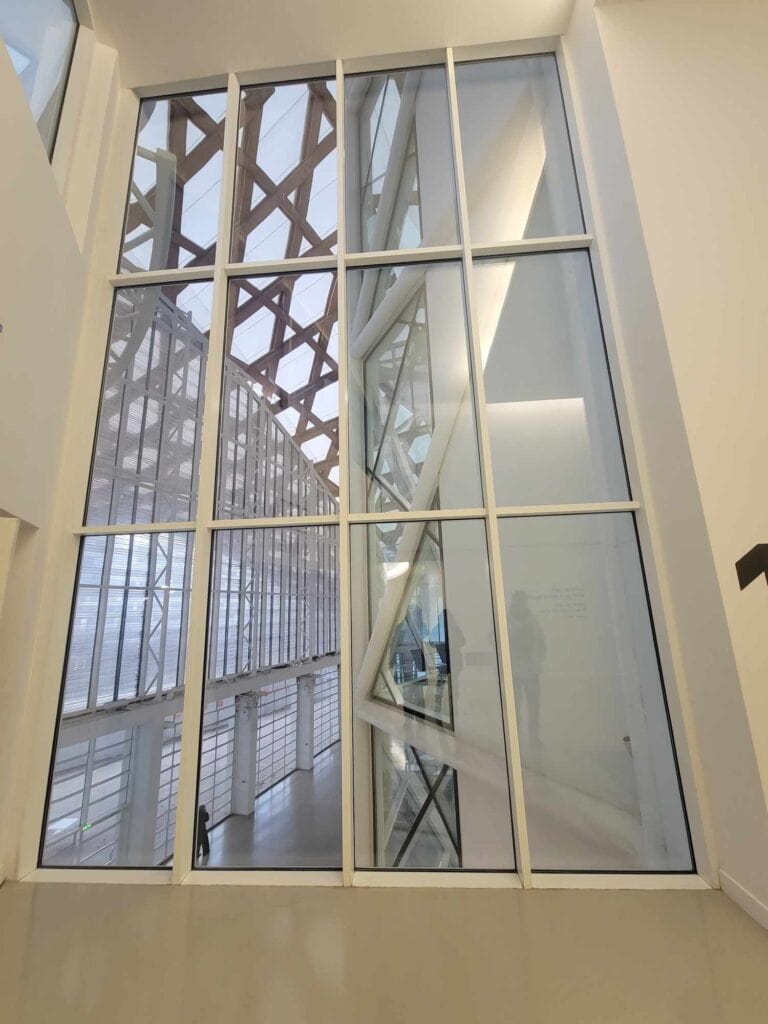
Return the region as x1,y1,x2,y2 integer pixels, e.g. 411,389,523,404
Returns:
44,283,341,866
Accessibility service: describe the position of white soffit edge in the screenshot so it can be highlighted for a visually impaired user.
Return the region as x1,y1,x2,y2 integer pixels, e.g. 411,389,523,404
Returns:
86,0,575,89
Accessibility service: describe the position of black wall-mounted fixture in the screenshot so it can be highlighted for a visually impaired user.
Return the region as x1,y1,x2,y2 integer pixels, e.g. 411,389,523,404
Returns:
736,544,768,591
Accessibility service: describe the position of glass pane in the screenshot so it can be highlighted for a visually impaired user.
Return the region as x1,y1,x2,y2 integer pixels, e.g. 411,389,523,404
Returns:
474,251,628,507
231,80,337,263
218,272,339,517
86,282,212,525
498,513,692,871
347,261,482,513
345,66,459,253
352,518,515,870
196,527,341,868
119,92,226,273
455,56,584,242
1,0,78,155
41,532,193,867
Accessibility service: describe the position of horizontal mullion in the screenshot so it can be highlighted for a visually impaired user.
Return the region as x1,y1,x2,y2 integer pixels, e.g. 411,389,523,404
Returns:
496,501,640,518
531,873,708,890
63,685,185,718
75,521,195,537
29,869,707,890
207,515,340,531
109,266,214,288
133,76,229,99
471,234,593,259
345,245,463,268
24,868,171,884
452,38,559,64
342,50,447,77
225,254,338,277
74,504,638,538
352,871,522,889
234,61,337,90
182,870,343,886
348,507,486,524
106,243,594,290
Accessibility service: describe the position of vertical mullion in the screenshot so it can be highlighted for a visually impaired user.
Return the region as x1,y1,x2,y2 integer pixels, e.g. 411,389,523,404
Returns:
171,73,241,882
258,529,269,668
236,523,248,671
88,536,114,710
153,535,172,695
336,58,355,886
247,525,257,670
137,530,160,698
445,48,532,886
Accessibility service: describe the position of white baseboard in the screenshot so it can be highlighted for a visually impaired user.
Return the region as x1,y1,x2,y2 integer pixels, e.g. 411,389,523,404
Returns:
719,869,768,931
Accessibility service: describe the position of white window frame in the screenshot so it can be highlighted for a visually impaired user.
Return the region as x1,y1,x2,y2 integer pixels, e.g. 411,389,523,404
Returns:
17,38,717,891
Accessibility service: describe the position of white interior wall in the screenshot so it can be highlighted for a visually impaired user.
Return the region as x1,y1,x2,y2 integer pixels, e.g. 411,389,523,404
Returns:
0,43,81,878
85,0,575,89
594,0,768,793
0,54,83,528
0,29,119,878
563,0,768,922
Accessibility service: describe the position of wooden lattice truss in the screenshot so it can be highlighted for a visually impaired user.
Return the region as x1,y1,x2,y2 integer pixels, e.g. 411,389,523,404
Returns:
124,85,339,491
123,95,228,270
123,83,336,264
227,273,339,493
232,80,337,262
229,80,339,491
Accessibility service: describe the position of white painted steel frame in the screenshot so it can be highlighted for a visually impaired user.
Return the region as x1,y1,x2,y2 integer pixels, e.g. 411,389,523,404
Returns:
19,40,716,891
443,46,532,885
169,74,241,883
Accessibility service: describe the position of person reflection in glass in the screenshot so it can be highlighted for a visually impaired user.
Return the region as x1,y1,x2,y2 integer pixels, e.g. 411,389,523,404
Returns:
430,608,465,677
427,609,464,724
508,590,546,748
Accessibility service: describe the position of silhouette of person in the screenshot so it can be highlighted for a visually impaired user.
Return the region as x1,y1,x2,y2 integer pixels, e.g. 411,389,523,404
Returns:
430,608,465,676
196,803,210,859
508,590,546,748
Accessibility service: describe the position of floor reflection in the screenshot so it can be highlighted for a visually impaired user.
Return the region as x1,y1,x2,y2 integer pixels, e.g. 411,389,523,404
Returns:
204,744,342,869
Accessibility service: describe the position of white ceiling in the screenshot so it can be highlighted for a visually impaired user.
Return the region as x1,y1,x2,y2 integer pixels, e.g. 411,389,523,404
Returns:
82,0,575,88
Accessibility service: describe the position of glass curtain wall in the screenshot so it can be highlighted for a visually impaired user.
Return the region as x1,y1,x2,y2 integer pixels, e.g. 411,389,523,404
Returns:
41,53,693,878
42,272,211,866
0,0,78,155
454,56,691,872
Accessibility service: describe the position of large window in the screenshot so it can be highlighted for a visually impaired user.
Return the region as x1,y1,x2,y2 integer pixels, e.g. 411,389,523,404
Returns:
41,50,694,879
1,0,78,156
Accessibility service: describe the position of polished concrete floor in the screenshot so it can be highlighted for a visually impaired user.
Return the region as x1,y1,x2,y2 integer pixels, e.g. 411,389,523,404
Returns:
203,744,342,869
1,880,767,1023
202,742,659,872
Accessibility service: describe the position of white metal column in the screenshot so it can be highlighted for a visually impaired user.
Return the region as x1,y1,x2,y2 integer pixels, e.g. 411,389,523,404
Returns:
231,692,260,815
296,674,315,770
